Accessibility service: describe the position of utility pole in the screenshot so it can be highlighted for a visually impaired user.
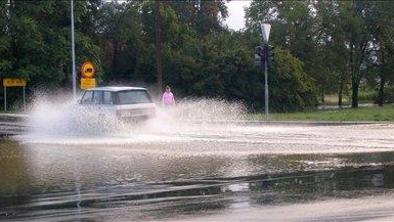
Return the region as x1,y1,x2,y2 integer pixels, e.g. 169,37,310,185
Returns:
154,1,163,94
71,0,76,99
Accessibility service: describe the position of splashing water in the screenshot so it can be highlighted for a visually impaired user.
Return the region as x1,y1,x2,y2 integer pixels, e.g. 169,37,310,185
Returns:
27,95,118,136
146,99,246,133
16,93,394,156
25,95,246,139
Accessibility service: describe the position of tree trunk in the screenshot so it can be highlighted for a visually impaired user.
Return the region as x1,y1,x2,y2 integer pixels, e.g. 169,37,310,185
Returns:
350,41,360,109
154,0,163,92
338,71,346,108
377,76,385,106
351,79,359,108
338,80,343,108
377,47,386,106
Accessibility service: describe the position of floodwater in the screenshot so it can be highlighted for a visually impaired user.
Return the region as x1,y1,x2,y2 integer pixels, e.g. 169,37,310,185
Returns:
1,100,394,221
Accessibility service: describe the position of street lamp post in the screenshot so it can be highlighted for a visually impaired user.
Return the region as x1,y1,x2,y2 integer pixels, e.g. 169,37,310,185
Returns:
264,45,268,119
261,23,271,119
71,0,76,99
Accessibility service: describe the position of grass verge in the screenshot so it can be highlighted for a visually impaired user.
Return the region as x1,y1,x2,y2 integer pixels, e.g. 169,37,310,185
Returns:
249,104,394,122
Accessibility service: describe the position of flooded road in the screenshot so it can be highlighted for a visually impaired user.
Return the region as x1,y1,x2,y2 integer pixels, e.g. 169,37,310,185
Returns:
1,120,394,221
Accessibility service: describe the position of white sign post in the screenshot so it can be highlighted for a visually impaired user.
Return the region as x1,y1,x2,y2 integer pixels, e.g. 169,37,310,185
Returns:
261,23,271,119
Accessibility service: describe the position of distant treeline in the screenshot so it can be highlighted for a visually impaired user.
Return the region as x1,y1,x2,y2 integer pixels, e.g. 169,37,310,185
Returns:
0,1,393,111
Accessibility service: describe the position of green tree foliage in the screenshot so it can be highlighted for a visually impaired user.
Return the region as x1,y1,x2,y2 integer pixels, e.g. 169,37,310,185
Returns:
364,1,394,106
164,0,228,35
314,1,350,106
0,0,102,90
97,1,144,82
246,1,329,100
1,0,392,112
313,1,394,108
0,0,11,73
246,0,394,108
270,47,317,112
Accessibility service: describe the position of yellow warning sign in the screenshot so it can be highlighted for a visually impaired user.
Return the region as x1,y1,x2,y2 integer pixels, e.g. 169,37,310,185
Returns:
81,78,96,89
81,61,95,78
3,78,27,87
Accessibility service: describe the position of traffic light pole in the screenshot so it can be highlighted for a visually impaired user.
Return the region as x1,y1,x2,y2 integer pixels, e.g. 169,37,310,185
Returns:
264,45,269,119
260,23,271,120
256,43,271,120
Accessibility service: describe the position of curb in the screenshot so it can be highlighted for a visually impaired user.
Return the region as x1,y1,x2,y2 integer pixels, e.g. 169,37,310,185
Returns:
0,113,29,122
178,120,392,126
244,120,392,126
0,113,392,126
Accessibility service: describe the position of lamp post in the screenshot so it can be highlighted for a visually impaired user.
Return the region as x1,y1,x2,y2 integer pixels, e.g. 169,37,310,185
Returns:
71,0,76,99
261,23,271,119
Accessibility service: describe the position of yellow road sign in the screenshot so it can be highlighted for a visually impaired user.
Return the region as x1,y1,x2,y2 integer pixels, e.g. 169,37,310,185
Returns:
81,78,96,89
3,78,27,87
81,61,95,78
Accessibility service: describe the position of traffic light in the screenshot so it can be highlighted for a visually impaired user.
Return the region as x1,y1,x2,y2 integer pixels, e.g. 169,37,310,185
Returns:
256,44,275,68
255,45,266,59
254,54,261,67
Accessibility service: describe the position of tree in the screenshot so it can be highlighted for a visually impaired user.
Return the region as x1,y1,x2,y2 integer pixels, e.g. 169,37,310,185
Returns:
164,0,229,35
6,0,392,113
270,47,318,111
245,0,394,108
366,1,394,106
96,1,143,82
315,1,350,107
342,1,370,108
0,0,11,75
1,0,102,90
197,0,228,34
245,1,331,102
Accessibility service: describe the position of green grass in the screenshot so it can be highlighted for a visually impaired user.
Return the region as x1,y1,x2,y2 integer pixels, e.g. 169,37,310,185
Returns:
249,104,394,122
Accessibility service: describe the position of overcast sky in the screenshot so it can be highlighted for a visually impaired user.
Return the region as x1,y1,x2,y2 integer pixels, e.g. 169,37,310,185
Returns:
224,0,251,31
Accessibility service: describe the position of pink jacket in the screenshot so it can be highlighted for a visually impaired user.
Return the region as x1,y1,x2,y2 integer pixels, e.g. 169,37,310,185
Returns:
162,92,175,105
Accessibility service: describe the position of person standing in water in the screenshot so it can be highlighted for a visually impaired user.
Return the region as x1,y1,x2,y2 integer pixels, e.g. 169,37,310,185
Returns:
162,85,175,106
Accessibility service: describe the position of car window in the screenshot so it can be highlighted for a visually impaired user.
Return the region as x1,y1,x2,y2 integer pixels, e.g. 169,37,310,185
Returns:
92,91,103,104
80,91,93,104
103,91,113,105
116,90,152,105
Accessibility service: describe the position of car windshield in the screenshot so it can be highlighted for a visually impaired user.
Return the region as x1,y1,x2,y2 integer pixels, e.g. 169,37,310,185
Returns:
80,90,114,105
80,91,93,104
116,90,152,105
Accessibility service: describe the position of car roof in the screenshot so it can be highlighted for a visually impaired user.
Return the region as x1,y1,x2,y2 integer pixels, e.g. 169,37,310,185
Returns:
86,86,147,92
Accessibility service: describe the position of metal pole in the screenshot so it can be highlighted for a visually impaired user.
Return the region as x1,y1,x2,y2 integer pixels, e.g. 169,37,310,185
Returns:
71,0,76,99
4,87,6,112
264,45,269,119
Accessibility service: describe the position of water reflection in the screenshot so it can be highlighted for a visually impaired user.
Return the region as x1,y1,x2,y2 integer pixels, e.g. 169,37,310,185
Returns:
1,139,394,221
0,140,33,208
